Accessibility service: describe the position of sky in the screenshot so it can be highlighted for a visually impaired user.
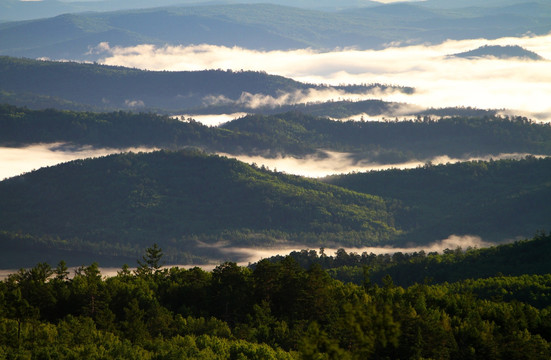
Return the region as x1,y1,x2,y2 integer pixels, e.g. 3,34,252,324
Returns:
96,33,551,122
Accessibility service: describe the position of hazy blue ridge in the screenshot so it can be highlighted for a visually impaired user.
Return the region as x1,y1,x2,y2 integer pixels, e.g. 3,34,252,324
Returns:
1,2,550,60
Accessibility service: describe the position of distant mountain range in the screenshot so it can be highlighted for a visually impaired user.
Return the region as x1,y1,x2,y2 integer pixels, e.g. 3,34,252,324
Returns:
450,45,545,60
1,2,551,60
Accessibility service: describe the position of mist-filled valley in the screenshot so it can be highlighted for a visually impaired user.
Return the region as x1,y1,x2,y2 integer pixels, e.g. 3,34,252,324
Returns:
1,0,551,358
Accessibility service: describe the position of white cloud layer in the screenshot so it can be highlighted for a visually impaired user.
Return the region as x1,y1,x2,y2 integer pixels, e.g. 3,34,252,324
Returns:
0,144,157,180
221,151,537,178
96,33,551,121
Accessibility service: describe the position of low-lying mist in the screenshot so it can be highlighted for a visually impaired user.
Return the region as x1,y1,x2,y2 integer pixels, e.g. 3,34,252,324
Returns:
0,144,157,180
211,234,499,266
96,34,551,122
220,151,538,178
1,144,539,180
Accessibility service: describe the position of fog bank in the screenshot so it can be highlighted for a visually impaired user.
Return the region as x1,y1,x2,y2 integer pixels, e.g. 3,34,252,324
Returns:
216,234,498,265
221,151,540,178
0,144,157,180
97,34,551,121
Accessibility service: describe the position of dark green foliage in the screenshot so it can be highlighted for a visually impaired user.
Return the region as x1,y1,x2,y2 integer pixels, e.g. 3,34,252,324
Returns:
1,240,551,359
222,112,551,160
0,149,399,265
3,105,551,162
325,156,551,242
259,233,551,291
0,103,217,148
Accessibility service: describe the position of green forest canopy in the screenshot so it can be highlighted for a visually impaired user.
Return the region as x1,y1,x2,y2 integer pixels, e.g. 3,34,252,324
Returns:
0,149,400,266
2,234,551,359
2,104,551,163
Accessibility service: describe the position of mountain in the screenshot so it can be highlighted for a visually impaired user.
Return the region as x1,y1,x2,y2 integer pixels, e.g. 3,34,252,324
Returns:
0,56,405,113
324,156,551,243
2,2,551,60
0,149,399,267
450,45,545,60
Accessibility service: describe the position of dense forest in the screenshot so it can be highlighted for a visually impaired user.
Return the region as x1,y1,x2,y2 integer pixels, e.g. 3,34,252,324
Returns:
0,147,550,266
2,105,551,162
2,236,551,359
0,149,399,266
323,156,551,243
2,1,551,358
260,232,551,289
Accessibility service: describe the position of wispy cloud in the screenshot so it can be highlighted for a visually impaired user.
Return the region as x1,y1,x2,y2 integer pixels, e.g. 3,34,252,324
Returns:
96,34,551,121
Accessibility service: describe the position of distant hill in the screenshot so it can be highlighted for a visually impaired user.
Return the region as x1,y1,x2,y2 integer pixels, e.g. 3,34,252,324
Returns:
0,150,399,266
1,2,551,60
0,0,382,22
2,105,551,162
0,56,407,113
450,45,545,60
324,156,551,243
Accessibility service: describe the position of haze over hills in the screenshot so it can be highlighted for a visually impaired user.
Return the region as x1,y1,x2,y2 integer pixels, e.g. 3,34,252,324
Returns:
0,56,409,114
0,0,384,22
2,1,551,60
1,1,551,357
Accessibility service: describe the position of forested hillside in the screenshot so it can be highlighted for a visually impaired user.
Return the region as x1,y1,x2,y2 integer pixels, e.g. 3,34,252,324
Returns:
2,240,551,359
2,105,550,163
0,150,399,266
324,156,551,243
0,56,403,113
1,146,550,266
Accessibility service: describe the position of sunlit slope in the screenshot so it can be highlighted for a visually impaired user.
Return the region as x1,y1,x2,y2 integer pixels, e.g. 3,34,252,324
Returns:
324,156,551,243
0,150,399,262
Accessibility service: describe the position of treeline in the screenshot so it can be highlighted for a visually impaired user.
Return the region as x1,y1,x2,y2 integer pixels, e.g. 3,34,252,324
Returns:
259,232,551,289
1,245,550,359
3,104,551,162
221,112,551,160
